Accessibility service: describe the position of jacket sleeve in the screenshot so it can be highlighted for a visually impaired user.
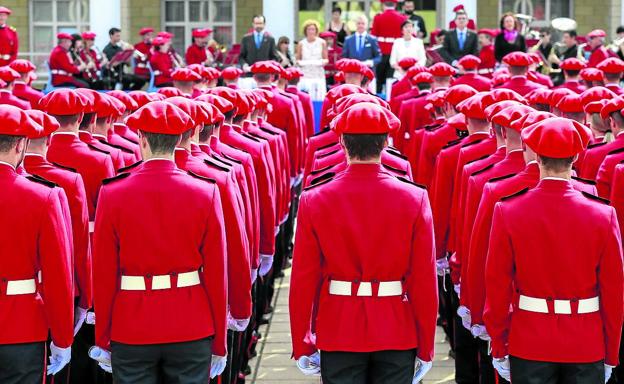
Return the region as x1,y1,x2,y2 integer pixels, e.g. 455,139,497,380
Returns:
239,37,249,66
41,188,75,349
289,194,323,359
342,38,351,58
407,192,438,362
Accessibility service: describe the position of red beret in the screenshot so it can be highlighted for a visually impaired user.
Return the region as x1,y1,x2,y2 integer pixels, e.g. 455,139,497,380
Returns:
194,93,235,114
412,71,433,84
337,59,366,75
331,102,399,134
426,90,446,107
0,66,20,83
152,36,169,46
509,111,555,132
597,57,624,74
125,101,193,135
139,27,154,35
74,88,100,113
333,93,390,115
0,105,42,137
39,89,89,116
580,86,616,105
284,67,304,81
484,100,524,121
221,66,244,80
210,86,249,116
521,117,592,157
326,84,367,105
107,95,127,117
481,88,526,109
157,31,174,39
319,31,337,39
363,66,375,80
490,105,534,130
556,94,584,114
429,62,456,77
81,31,96,40
585,99,609,114
195,102,225,125
398,57,417,70
529,52,542,65
251,88,273,110
457,93,488,120
9,59,36,74
458,55,481,70
453,4,465,12
406,64,427,79
127,90,158,108
526,88,553,106
380,0,398,3
549,88,576,107
192,28,212,38
587,29,606,38
503,51,533,67
559,58,586,71
171,68,202,82
580,68,605,82
444,84,478,107
201,66,222,81
157,87,185,98
250,61,280,74
447,113,467,131
600,97,624,119
165,96,210,126
0,6,12,14
95,93,126,118
57,32,74,40
25,110,60,139
478,28,498,37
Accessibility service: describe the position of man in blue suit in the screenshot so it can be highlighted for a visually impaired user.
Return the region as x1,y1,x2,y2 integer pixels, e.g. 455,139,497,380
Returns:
342,15,381,68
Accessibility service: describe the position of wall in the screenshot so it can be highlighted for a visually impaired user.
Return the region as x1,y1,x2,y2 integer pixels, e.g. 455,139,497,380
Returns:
4,0,29,53
236,0,262,41
126,0,161,44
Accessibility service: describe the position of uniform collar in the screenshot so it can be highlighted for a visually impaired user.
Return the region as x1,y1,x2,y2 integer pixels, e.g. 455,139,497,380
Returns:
0,160,16,171
141,158,177,171
536,177,574,192
345,162,382,174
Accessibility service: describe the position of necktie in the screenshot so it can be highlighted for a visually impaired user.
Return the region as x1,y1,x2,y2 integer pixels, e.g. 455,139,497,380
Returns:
459,31,465,51
255,33,261,49
358,35,363,54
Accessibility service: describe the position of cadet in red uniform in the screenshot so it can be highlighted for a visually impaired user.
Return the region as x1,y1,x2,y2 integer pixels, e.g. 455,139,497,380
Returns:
133,27,153,80
0,7,18,67
0,66,31,109
0,105,74,382
185,28,214,66
580,67,605,88
477,29,497,76
557,58,587,93
49,33,89,88
222,66,243,88
149,36,175,87
499,52,545,96
454,55,492,92
284,67,316,138
371,0,407,93
484,117,623,383
290,103,437,383
9,59,44,106
90,101,228,382
597,57,624,95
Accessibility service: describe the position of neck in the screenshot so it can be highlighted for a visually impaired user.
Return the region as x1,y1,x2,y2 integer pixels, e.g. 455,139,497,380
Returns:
178,140,192,150
0,155,18,168
144,152,174,161
94,123,109,137
58,124,79,134
26,144,47,157
177,85,194,94
348,157,381,165
539,167,572,180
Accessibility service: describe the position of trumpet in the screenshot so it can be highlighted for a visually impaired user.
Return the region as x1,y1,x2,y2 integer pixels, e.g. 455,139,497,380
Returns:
608,37,624,53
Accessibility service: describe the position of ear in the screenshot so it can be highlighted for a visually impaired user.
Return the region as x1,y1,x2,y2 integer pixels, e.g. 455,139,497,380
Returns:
77,112,84,125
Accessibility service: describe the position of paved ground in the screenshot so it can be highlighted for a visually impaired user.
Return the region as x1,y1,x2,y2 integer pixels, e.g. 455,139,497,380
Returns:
250,267,456,383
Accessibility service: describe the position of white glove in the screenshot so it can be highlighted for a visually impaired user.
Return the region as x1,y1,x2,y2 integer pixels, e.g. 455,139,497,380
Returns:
412,358,433,383
605,364,615,383
454,284,461,296
242,64,251,73
259,254,273,277
471,324,491,341
363,59,374,67
88,346,112,373
436,258,450,276
85,311,96,325
73,306,88,336
210,355,227,378
47,343,71,375
457,305,471,330
296,351,321,376
492,356,511,381
227,312,250,332
251,268,258,284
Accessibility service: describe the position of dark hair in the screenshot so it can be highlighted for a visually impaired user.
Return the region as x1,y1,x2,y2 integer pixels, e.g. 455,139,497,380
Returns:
332,7,342,14
109,27,121,37
401,20,413,30
417,82,432,91
605,72,622,82
383,1,397,7
277,36,290,46
96,117,109,125
232,114,245,125
288,78,299,86
253,73,272,83
538,155,575,172
52,114,81,126
509,66,528,76
79,112,95,130
455,10,467,18
252,15,266,23
180,128,194,142
0,134,23,152
499,12,518,30
342,133,387,160
564,30,578,39
141,131,180,154
564,69,580,77
617,26,624,34
611,110,624,127
223,110,236,121
199,124,215,142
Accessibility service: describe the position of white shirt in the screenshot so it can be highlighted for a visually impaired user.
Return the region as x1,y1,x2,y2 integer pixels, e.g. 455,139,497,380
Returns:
389,37,426,78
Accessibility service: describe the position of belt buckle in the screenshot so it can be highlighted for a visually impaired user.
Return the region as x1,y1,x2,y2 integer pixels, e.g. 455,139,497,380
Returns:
352,279,361,297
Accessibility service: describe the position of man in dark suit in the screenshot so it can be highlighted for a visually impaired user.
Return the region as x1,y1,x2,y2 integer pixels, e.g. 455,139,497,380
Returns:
342,15,382,68
239,15,279,72
442,10,478,66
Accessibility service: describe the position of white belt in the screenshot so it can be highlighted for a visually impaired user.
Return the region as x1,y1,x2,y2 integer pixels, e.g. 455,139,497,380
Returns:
0,54,10,60
478,68,494,74
51,69,70,76
376,37,396,43
89,221,95,233
120,270,201,291
5,271,41,295
329,280,403,297
153,70,162,76
136,63,147,68
518,294,600,314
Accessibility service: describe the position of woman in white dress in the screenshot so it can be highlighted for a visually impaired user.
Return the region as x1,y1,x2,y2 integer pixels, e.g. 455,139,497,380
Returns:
296,20,328,100
389,19,427,79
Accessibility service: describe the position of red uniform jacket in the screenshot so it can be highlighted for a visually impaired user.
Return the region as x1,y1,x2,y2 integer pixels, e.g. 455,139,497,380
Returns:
478,45,496,74
588,46,611,68
263,85,302,175
399,92,434,168
49,45,80,86
555,80,586,94
78,131,127,171
185,43,208,66
0,163,74,348
150,50,174,86
286,85,315,139
390,76,412,100
113,123,140,144
0,89,31,109
580,133,624,180
289,164,437,362
24,154,92,309
47,132,116,220
0,24,18,66
134,41,151,77
258,119,293,219
484,178,623,365
595,147,624,198
278,89,307,173
93,159,228,354
529,71,554,88
107,130,141,162
610,163,624,240
12,81,43,106
390,87,420,117
499,76,545,97
452,73,492,92
416,121,459,187
371,9,408,55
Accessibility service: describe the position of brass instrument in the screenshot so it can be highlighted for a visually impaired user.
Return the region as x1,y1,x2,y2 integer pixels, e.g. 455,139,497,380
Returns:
71,47,94,80
608,36,624,54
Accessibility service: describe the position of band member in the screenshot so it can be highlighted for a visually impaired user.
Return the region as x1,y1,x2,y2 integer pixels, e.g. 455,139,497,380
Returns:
49,33,89,88
133,27,153,80
185,28,214,66
150,36,175,88
80,31,105,90
0,6,18,67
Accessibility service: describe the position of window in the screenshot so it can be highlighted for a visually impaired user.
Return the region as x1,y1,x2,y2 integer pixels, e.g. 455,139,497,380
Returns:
29,0,90,70
500,0,572,27
162,0,235,55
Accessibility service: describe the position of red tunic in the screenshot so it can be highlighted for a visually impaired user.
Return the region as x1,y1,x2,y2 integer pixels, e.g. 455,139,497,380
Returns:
371,9,407,55
555,80,587,94
0,24,18,66
133,41,151,77
49,45,80,86
185,43,208,66
499,76,545,97
149,50,174,86
452,73,492,92
0,89,30,109
12,81,43,106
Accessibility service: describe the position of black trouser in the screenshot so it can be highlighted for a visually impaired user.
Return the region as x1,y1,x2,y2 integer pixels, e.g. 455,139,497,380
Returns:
477,338,502,384
0,342,45,384
111,337,212,384
375,54,392,94
321,349,416,384
438,273,455,351
452,289,480,384
510,356,604,384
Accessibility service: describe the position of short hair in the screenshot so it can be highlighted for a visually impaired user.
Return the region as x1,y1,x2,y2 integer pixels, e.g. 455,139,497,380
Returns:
342,133,387,160
401,19,413,30
277,36,290,46
605,72,622,82
332,7,342,14
455,10,468,19
223,110,236,121
0,134,23,152
288,78,299,86
199,124,215,142
564,69,580,77
96,117,109,125
355,15,368,24
141,131,179,154
180,128,194,142
591,113,609,132
52,114,81,126
499,12,518,30
538,155,575,172
509,66,528,76
564,30,578,39
383,1,397,7
252,14,265,23
611,110,624,127
253,73,272,83
417,82,432,91
109,27,121,36
79,112,95,130
302,20,320,35
617,26,624,34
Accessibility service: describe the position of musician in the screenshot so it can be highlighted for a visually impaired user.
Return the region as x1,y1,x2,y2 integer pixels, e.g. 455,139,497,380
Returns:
102,27,146,90
477,29,497,75
529,29,553,74
134,27,153,80
185,28,214,66
149,36,175,87
80,31,105,90
49,32,89,88
549,30,579,66
586,29,610,68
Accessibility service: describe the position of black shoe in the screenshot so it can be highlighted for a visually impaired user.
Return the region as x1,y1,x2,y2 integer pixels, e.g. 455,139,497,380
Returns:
264,306,274,315
243,365,252,375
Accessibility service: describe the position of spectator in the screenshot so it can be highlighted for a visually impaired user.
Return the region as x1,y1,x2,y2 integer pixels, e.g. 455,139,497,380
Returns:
442,10,478,65
296,20,328,83
402,0,427,39
327,7,350,47
342,15,381,68
276,36,294,68
494,13,526,62
390,20,426,78
239,14,279,71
